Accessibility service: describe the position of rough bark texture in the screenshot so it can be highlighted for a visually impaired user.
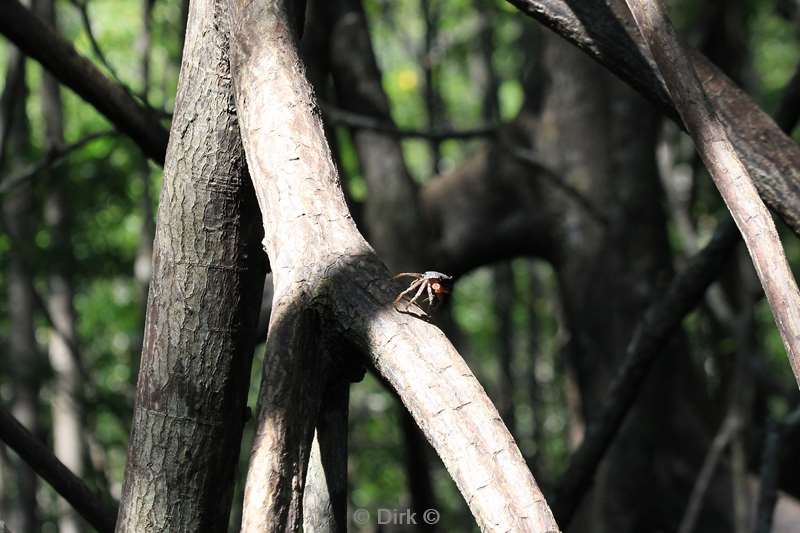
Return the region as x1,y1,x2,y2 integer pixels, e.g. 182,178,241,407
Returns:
505,0,800,237
227,1,560,531
114,0,266,530
321,0,441,518
624,0,800,385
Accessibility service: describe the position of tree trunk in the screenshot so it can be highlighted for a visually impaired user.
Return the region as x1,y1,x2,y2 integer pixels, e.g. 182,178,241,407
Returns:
534,33,716,532
227,1,559,531
114,0,267,529
37,1,85,532
1,20,40,533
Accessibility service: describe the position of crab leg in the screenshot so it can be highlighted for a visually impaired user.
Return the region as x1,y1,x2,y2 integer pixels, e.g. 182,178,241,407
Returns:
426,282,435,306
393,272,422,280
394,278,424,306
405,280,429,310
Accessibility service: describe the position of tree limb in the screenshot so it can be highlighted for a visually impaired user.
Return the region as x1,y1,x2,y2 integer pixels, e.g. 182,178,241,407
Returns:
624,0,800,385
0,0,168,163
505,0,800,236
114,0,267,529
551,41,800,524
0,407,118,533
227,0,560,530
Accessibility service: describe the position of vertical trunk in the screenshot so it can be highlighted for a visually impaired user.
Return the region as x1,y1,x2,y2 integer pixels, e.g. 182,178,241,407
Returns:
1,17,40,533
303,376,351,533
421,0,440,174
132,0,156,367
534,34,716,532
38,1,85,532
115,0,266,529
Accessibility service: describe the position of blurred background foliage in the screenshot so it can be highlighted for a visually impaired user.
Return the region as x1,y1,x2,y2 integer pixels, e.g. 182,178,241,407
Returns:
0,0,799,531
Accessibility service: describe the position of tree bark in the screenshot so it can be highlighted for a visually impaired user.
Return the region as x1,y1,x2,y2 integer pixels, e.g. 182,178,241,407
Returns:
114,0,266,530
302,376,351,533
227,1,560,531
322,0,442,518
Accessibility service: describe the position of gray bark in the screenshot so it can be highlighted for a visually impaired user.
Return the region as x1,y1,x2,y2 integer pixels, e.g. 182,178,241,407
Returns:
114,0,267,530
323,0,441,520
303,377,351,533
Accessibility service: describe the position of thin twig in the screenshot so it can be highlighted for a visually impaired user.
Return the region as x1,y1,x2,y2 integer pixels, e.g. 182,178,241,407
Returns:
677,413,742,533
0,130,117,195
68,0,125,87
323,104,500,140
508,145,609,226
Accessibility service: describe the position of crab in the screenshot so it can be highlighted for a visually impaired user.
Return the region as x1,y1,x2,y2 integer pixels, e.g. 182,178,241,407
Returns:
393,271,454,314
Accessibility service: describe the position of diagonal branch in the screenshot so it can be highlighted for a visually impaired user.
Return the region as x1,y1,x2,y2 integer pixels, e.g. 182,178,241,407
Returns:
623,0,800,385
552,216,739,524
0,0,168,163
551,27,800,528
0,407,118,533
505,0,800,236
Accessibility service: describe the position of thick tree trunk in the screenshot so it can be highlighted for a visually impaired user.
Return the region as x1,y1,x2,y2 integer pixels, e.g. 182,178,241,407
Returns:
533,33,716,533
227,1,559,531
38,2,85,533
114,0,266,530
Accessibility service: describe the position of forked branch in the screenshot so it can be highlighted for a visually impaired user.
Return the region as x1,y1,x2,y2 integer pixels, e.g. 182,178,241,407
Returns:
226,0,560,531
